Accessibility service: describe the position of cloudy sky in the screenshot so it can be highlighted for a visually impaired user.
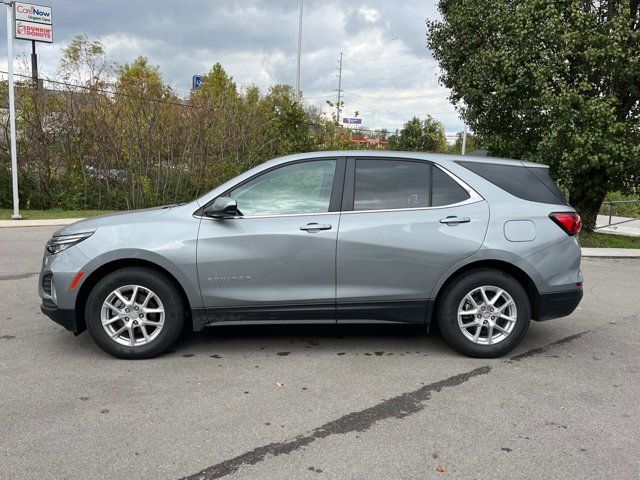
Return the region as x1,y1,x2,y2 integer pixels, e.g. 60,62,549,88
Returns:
0,0,463,135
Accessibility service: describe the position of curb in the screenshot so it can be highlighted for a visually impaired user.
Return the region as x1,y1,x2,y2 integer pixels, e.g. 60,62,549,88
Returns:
0,218,84,228
581,248,640,258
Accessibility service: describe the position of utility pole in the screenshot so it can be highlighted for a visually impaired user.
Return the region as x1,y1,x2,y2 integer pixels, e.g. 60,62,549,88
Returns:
4,0,21,219
461,123,467,155
335,52,343,125
295,0,303,99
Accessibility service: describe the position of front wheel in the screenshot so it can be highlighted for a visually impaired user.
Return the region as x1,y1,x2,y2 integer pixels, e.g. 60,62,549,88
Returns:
436,269,530,358
85,267,185,359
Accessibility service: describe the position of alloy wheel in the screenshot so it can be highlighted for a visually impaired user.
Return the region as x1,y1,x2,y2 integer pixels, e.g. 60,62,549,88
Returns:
100,285,165,347
457,285,517,346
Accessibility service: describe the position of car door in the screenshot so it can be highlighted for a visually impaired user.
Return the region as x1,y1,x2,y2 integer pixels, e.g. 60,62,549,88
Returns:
197,158,344,323
336,157,489,324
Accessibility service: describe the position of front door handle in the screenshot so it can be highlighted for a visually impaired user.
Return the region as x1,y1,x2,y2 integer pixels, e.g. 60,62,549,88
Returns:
300,223,332,232
439,216,471,225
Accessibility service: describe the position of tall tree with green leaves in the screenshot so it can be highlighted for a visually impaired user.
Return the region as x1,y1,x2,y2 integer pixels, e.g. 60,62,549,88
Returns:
262,84,312,155
388,116,448,152
427,0,640,229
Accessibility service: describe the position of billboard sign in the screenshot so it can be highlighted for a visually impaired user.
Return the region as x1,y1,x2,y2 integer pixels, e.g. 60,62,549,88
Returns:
342,117,362,125
15,20,53,43
14,3,53,43
14,2,52,25
192,75,204,90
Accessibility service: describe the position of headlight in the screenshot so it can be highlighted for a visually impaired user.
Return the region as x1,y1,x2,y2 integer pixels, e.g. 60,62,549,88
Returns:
46,232,94,255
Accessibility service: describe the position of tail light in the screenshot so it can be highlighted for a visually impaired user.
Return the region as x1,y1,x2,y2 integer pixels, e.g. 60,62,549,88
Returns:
549,212,582,236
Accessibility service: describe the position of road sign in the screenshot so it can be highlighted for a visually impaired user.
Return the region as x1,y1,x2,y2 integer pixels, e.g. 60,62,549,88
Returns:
192,75,204,90
14,3,52,43
342,117,362,125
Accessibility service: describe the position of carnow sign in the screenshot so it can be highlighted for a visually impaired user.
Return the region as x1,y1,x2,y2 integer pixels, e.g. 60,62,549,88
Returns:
15,2,52,24
342,117,362,125
14,3,53,43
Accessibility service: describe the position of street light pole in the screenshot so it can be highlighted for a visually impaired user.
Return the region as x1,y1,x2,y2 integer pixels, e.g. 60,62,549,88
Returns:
461,123,467,156
336,52,342,125
295,0,303,99
3,0,20,219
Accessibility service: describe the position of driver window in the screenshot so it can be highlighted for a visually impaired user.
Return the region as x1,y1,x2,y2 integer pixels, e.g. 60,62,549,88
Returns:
229,160,337,217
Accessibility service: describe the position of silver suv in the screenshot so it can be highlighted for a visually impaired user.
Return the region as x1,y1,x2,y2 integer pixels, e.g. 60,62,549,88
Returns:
39,151,583,359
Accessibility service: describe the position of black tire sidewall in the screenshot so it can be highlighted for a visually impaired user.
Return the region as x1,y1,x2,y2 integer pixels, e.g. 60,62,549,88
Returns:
85,267,184,359
437,269,530,358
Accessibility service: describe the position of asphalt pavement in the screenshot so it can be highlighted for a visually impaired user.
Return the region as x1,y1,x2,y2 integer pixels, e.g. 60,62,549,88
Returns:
1,226,639,479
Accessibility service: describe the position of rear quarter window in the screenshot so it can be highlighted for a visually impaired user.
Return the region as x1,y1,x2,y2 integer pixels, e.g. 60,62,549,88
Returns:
432,167,470,206
456,161,567,205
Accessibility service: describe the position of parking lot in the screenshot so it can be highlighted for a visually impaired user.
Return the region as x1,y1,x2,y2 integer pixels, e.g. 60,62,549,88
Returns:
1,225,639,479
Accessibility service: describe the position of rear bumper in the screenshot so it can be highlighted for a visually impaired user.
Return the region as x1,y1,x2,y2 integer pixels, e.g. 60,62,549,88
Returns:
40,299,80,333
536,288,583,321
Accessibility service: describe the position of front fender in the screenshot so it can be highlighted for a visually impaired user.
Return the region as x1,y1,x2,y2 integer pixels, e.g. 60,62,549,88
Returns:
76,247,203,310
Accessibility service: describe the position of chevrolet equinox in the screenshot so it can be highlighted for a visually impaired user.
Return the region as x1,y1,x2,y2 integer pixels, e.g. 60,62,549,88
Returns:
39,151,583,359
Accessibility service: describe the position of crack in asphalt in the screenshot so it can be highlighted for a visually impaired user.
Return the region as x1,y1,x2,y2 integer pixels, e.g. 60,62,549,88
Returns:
509,330,591,362
179,365,492,480
0,272,38,281
180,329,598,479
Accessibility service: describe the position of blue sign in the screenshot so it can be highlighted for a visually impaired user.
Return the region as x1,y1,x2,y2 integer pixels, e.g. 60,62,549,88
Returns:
192,75,204,90
342,117,362,125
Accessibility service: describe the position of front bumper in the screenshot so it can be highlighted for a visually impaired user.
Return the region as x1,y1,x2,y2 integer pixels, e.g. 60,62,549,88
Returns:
40,299,81,333
536,288,583,321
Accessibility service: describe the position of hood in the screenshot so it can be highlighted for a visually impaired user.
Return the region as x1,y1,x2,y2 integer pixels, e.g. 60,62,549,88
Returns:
53,205,175,236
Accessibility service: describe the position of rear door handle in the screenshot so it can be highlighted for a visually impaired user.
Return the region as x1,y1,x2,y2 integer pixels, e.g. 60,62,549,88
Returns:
300,223,332,232
439,216,471,225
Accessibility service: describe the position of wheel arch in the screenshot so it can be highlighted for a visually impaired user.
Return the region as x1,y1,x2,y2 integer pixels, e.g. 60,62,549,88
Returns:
74,258,195,334
431,259,541,322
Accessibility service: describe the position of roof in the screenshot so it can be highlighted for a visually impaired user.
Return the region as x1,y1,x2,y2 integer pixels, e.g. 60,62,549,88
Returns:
266,150,548,169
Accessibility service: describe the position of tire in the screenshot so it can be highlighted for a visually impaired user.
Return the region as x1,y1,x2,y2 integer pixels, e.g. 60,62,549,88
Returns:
85,267,185,359
436,268,530,358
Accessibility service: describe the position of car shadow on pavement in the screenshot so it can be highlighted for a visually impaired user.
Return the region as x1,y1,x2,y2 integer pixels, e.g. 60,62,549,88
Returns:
170,323,451,356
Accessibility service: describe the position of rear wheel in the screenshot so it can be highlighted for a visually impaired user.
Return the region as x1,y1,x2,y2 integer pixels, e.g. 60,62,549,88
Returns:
85,267,185,359
436,269,530,358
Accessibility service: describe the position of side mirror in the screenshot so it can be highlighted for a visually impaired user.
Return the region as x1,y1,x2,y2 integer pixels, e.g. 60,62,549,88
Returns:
203,197,239,219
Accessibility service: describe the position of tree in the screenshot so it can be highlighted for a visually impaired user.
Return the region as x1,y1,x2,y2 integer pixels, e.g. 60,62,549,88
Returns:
262,84,312,154
427,0,640,230
388,116,448,152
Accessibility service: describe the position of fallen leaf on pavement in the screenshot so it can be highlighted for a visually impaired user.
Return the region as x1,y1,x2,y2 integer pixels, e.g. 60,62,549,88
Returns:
79,396,89,401
432,452,439,459
100,408,110,414
435,465,448,473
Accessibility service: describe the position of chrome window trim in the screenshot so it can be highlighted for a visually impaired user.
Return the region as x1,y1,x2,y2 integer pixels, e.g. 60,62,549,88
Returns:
194,211,338,221
340,198,483,215
194,161,484,220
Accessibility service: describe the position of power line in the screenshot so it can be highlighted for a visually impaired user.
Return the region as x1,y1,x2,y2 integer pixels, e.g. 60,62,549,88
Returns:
343,52,421,64
343,57,430,71
344,90,449,101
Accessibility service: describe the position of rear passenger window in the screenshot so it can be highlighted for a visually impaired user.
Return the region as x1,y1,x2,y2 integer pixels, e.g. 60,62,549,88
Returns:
354,160,430,211
457,161,567,205
432,167,470,206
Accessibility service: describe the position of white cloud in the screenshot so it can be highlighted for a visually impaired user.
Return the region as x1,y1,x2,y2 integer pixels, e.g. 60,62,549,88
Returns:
0,0,464,134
